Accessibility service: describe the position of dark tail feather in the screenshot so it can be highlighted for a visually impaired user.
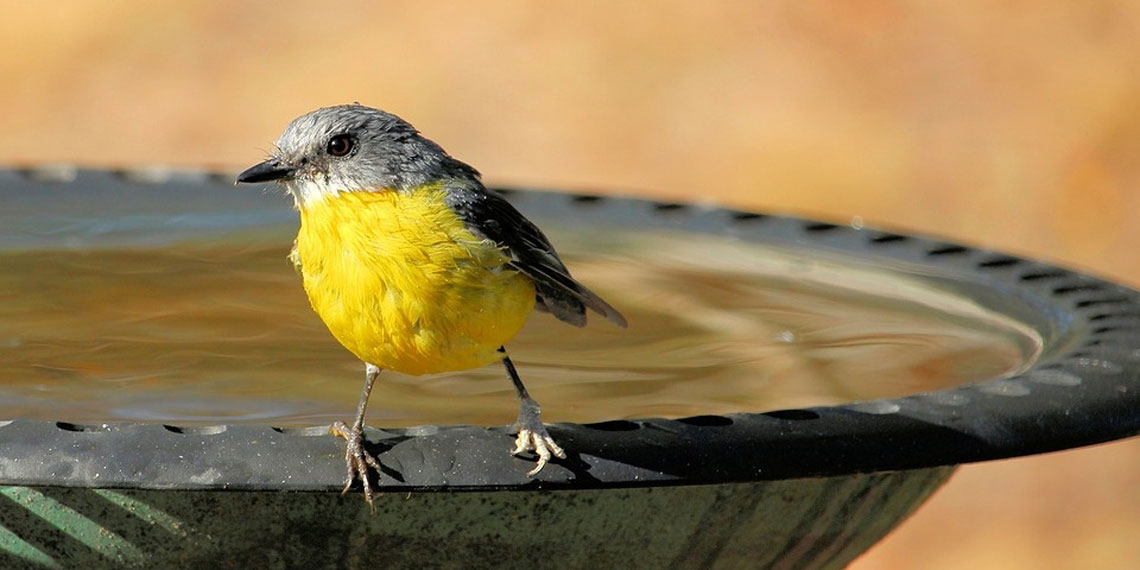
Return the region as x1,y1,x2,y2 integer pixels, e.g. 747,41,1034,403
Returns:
516,261,627,328
568,281,628,328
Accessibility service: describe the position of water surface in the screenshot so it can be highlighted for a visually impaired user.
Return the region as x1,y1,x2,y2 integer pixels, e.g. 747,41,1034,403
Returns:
0,212,1041,427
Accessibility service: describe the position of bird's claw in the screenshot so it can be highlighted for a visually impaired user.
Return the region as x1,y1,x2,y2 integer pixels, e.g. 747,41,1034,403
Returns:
511,402,566,476
330,420,383,511
512,428,566,476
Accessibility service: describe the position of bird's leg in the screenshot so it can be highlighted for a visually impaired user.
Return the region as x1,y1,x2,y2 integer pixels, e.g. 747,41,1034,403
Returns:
329,362,384,510
500,347,566,475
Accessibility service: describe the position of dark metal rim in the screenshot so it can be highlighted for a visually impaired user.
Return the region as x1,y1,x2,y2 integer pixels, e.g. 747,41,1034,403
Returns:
1,166,1138,492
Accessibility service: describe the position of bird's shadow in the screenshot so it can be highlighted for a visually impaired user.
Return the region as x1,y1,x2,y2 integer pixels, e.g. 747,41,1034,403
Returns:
360,433,412,484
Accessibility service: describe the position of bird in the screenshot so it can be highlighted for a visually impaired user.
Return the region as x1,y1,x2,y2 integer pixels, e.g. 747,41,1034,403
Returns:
236,104,627,507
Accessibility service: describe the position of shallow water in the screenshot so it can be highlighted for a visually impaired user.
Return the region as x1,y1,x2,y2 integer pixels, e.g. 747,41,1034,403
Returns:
0,212,1041,428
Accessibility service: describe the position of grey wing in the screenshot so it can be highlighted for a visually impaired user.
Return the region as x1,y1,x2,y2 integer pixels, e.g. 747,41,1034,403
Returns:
445,182,627,328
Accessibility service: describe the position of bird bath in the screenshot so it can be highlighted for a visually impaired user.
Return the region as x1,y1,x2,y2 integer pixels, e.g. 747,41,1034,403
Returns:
0,167,1137,569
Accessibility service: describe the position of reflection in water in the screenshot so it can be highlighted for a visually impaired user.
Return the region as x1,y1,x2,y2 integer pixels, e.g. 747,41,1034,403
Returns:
0,226,1041,427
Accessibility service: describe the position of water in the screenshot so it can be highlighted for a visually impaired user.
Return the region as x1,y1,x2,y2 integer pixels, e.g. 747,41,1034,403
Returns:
0,215,1042,428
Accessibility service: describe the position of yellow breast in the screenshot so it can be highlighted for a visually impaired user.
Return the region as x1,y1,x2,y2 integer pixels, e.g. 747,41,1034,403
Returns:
294,184,536,375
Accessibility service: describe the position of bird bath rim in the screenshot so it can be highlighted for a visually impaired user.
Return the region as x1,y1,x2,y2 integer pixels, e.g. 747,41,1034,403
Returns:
0,166,1137,492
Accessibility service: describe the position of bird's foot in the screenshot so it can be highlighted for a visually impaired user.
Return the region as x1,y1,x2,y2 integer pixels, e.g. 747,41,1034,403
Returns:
330,420,383,511
511,397,566,476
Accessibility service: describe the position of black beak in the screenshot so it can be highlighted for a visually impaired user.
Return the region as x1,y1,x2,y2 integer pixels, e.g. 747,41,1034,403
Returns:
236,159,295,184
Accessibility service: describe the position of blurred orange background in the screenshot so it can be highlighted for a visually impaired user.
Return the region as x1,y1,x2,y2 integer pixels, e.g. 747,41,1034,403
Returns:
3,2,1139,567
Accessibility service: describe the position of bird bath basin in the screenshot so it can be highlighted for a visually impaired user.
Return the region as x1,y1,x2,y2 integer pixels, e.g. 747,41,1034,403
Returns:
0,167,1137,569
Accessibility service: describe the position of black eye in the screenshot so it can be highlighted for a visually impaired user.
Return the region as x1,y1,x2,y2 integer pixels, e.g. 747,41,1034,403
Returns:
326,134,355,157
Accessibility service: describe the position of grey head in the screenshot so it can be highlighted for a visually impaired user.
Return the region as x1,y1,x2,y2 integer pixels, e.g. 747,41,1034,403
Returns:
236,104,479,207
